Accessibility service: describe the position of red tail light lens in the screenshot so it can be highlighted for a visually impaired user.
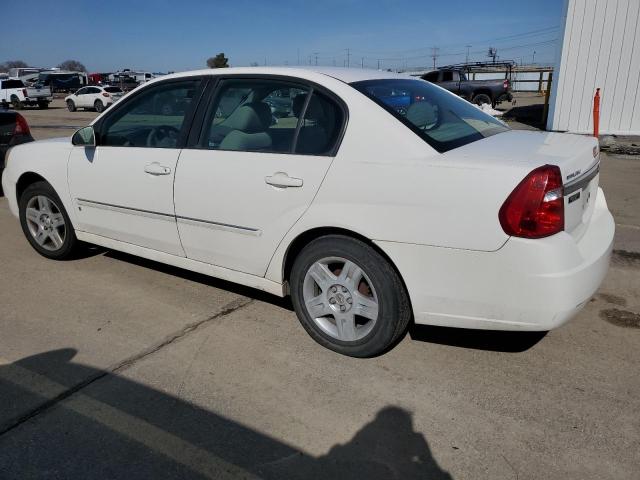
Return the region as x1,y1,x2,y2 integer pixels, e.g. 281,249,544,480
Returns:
503,79,509,90
102,92,110,97
14,113,30,136
499,165,564,238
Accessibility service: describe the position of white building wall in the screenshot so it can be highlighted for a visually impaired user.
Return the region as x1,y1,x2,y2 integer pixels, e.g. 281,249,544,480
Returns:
547,0,640,135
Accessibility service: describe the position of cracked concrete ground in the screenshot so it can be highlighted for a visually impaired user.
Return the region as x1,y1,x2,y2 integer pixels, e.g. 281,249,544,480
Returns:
0,101,638,479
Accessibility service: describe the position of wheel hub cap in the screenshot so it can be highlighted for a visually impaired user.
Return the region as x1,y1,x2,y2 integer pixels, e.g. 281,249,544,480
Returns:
328,284,353,313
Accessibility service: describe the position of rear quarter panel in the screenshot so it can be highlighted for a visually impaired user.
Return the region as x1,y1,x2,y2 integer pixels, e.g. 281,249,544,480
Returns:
265,85,522,283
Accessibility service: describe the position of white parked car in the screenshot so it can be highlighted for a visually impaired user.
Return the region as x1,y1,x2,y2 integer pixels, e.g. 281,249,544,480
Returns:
65,86,124,112
1,67,614,357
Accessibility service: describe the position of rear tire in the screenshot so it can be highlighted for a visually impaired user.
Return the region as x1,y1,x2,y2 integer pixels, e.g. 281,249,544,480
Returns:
472,93,492,106
94,100,105,113
67,100,76,112
38,101,49,109
11,96,23,110
290,235,411,357
19,181,78,260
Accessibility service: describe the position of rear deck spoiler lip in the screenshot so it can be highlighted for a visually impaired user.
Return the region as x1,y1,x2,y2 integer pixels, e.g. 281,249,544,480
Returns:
564,161,600,195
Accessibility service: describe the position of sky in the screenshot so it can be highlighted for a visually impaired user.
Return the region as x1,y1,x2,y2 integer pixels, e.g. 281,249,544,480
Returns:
0,0,565,73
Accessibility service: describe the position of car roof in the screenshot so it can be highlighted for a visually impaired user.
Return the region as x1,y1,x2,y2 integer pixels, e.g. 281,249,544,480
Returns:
154,66,414,84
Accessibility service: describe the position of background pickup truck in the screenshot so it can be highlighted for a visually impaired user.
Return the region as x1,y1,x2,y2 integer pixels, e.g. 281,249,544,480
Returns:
421,69,512,107
0,79,53,109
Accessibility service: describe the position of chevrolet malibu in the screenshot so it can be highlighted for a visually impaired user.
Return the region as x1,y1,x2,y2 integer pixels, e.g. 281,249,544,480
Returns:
1,67,614,357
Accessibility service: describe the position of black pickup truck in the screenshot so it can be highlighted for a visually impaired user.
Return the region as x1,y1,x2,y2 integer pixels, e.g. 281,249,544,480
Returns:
421,69,513,107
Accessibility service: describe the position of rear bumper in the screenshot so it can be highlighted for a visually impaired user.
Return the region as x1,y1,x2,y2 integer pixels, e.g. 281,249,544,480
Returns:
376,188,614,331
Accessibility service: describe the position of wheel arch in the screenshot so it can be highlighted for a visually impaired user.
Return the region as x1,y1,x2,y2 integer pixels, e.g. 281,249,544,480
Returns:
281,227,412,310
472,89,493,100
16,172,49,204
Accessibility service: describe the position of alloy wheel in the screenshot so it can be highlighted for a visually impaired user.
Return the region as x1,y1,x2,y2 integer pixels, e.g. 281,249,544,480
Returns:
302,256,379,342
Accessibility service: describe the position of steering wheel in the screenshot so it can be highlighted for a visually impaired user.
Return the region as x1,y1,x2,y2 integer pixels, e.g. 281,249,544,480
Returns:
146,125,180,147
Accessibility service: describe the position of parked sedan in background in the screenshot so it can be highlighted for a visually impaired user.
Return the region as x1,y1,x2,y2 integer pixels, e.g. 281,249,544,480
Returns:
65,86,124,112
0,109,33,194
1,67,614,357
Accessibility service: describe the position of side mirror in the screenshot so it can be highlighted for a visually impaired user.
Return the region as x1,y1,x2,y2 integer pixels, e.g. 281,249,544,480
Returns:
72,126,96,147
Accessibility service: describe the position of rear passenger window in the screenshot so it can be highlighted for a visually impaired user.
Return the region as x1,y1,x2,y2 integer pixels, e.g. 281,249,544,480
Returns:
294,92,343,155
204,79,309,153
201,78,344,156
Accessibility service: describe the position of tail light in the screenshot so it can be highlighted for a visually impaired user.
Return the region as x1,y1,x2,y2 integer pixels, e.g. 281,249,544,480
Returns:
14,113,30,136
499,165,564,238
102,92,110,97
503,79,509,90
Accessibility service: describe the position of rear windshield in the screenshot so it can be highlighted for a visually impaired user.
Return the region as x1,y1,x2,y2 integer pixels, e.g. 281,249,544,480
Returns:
104,87,123,93
351,79,509,153
1,80,24,89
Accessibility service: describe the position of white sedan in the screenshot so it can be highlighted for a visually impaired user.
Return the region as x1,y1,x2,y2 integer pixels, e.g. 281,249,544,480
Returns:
65,85,124,113
1,67,614,357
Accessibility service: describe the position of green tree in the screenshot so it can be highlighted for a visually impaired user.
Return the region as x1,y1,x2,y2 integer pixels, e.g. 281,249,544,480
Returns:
206,53,229,69
57,60,87,72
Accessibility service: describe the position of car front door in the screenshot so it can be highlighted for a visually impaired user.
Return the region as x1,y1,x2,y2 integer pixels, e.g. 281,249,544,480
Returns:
74,87,88,107
174,77,345,276
67,78,205,255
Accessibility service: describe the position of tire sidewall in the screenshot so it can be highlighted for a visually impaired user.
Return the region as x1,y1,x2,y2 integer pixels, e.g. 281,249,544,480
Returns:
94,100,104,112
19,182,77,260
67,100,75,112
291,236,407,357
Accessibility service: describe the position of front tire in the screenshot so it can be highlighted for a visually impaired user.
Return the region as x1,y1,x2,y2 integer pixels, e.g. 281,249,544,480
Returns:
67,100,76,112
290,235,411,357
19,181,78,260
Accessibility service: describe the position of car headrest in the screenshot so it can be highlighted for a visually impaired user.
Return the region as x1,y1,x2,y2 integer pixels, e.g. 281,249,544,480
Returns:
406,101,438,128
292,95,325,121
225,102,272,133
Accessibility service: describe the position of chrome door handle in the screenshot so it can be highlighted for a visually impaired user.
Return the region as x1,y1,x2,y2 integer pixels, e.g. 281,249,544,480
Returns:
144,162,171,175
265,172,303,188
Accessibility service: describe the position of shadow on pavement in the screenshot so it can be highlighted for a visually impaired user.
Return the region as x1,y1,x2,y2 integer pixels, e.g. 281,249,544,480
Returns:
409,324,546,352
0,349,453,479
104,249,294,310
104,249,543,353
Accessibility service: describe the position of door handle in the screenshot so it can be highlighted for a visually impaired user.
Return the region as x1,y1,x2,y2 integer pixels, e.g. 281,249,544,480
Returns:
265,172,303,188
144,162,171,176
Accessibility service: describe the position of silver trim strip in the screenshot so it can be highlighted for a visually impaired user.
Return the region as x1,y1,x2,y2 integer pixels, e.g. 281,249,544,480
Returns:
76,198,174,221
75,198,261,236
564,161,599,195
176,216,262,236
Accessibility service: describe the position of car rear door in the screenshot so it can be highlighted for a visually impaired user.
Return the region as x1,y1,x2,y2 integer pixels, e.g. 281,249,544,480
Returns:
67,77,206,255
173,76,346,276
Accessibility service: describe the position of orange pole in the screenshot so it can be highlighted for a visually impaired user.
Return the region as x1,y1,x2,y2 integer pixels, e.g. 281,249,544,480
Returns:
593,88,600,138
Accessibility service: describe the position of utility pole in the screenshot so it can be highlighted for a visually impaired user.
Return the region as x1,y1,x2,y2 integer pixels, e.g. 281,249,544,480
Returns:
431,47,440,69
488,47,497,63
377,59,381,70
465,45,472,64
361,57,364,68
532,50,536,64
346,48,351,68
314,52,319,66
297,48,300,66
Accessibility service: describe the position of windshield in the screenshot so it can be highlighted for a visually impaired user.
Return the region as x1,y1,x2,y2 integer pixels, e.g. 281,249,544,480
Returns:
351,79,509,153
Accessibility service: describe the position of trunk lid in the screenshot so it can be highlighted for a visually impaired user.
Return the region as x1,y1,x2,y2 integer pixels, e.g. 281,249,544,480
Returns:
453,130,600,241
